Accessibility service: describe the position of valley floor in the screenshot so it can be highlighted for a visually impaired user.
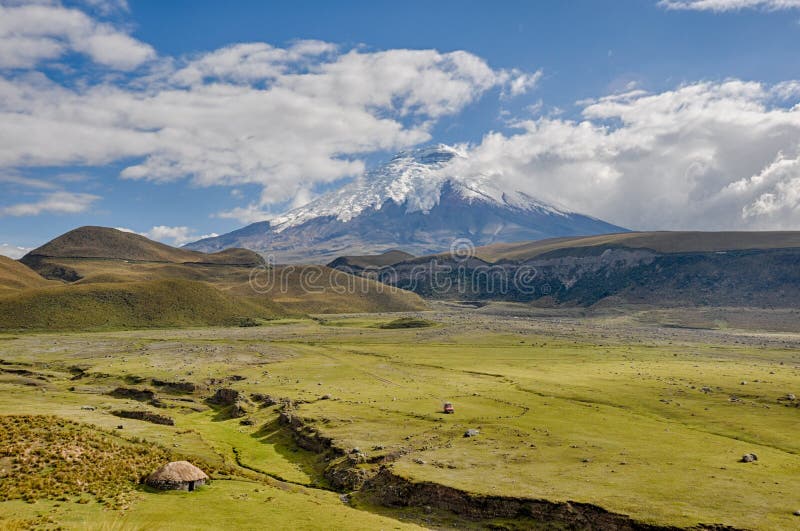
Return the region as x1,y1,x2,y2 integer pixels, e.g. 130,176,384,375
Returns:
0,304,798,529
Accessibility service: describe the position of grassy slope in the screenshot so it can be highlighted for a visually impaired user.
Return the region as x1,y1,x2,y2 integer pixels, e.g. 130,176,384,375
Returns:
0,279,278,331
0,256,52,295
476,231,800,262
267,266,426,314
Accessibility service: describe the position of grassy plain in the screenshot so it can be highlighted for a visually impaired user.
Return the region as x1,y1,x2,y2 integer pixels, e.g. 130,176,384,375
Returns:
0,305,798,529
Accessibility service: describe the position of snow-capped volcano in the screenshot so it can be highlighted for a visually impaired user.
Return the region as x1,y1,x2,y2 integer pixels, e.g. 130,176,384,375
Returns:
186,144,627,263
270,144,569,230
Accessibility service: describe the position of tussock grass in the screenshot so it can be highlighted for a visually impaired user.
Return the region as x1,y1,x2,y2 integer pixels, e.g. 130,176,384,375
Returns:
0,415,175,509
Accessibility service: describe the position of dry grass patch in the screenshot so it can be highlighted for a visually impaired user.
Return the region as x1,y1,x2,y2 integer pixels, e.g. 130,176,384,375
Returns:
0,415,175,508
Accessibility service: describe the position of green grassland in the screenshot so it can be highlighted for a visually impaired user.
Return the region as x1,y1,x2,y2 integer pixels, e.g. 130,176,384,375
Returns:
0,308,798,529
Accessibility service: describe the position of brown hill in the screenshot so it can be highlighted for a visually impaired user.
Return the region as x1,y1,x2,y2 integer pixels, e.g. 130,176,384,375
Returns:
21,226,262,266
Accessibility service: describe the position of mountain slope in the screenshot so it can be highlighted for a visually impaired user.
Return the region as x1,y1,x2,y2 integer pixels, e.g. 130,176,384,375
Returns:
187,145,627,263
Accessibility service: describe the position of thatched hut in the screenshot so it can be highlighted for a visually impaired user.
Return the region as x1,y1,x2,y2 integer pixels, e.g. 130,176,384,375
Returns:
145,461,208,491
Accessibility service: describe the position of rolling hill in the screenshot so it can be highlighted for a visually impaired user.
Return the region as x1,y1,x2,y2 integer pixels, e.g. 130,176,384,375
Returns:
0,227,425,331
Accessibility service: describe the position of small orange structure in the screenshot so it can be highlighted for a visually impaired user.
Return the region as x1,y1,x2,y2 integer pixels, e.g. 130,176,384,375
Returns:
443,401,454,414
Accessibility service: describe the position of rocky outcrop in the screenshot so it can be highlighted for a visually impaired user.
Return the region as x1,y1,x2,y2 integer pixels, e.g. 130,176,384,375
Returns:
208,388,243,406
361,468,719,530
112,410,174,426
151,379,196,394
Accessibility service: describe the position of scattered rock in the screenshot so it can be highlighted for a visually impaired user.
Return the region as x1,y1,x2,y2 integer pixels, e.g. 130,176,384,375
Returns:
740,453,758,463
412,458,426,465
701,386,712,394
239,418,255,426
151,379,196,394
793,509,800,516
320,394,332,400
112,410,174,426
464,429,480,438
108,387,156,402
80,405,96,411
229,402,247,419
208,388,243,406
251,393,277,406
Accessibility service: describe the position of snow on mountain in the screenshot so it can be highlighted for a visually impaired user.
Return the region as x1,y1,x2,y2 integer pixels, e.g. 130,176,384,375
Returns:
270,144,572,231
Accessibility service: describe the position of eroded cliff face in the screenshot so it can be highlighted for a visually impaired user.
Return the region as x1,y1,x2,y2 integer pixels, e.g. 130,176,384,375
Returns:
277,407,739,530
334,247,800,308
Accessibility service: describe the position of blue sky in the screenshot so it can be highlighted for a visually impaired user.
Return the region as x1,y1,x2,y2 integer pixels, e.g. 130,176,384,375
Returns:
2,0,800,256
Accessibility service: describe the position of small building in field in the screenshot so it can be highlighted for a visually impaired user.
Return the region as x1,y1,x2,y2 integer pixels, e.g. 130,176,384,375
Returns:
145,461,208,491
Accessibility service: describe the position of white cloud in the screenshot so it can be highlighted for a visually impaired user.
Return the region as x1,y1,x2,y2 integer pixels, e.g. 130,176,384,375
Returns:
444,80,800,230
0,191,99,216
505,70,543,97
0,243,31,259
0,31,528,211
216,204,275,225
117,225,218,246
0,172,58,190
0,3,154,69
659,0,800,11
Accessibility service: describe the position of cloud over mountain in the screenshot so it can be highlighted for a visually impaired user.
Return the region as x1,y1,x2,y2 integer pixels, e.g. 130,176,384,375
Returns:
449,81,800,230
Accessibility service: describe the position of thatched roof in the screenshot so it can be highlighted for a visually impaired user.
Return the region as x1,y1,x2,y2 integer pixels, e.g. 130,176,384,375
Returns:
146,461,208,483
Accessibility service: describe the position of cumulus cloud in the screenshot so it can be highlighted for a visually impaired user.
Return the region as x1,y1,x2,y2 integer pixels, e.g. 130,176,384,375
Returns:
0,243,31,259
117,225,218,246
659,0,800,11
444,80,800,230
0,20,531,216
0,2,154,69
0,191,99,216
